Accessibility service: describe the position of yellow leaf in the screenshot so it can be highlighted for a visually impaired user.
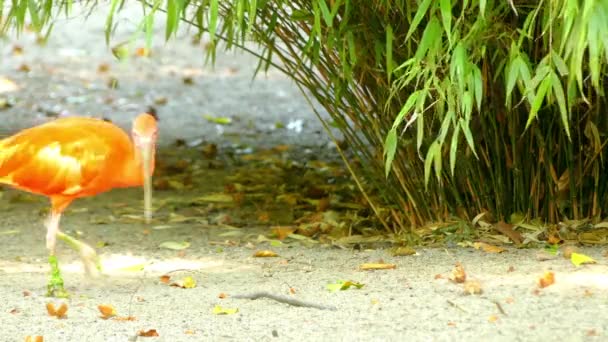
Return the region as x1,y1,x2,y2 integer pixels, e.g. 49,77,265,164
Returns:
473,242,506,253
254,250,278,257
326,280,365,292
571,252,596,267
359,263,397,270
170,276,197,289
212,305,238,315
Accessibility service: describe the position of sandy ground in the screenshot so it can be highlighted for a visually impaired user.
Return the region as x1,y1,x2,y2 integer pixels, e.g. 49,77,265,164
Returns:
1,4,608,342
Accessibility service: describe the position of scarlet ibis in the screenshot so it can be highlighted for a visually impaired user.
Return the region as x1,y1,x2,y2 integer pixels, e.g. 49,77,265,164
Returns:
0,113,158,297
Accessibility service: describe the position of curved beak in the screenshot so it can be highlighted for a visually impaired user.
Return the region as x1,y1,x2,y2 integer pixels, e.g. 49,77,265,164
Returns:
136,136,154,224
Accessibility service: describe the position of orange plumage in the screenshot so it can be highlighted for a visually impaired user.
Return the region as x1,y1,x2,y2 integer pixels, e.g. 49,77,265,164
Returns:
0,113,158,296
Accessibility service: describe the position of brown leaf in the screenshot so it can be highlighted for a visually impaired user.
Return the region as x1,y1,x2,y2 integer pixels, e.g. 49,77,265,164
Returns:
493,221,523,245
449,262,467,283
463,280,483,295
271,226,296,240
138,329,159,337
17,64,31,72
473,242,506,253
218,293,228,299
359,263,397,270
159,275,171,284
46,302,67,319
254,250,278,257
98,304,117,319
538,271,555,288
316,198,331,212
97,63,110,73
113,316,137,321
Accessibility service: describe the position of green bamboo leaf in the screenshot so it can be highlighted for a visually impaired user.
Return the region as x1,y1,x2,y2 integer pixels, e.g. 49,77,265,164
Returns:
313,1,322,39
209,0,219,41
414,16,441,61
449,123,461,175
459,118,478,158
417,111,425,152
505,55,521,101
386,24,394,81
587,14,601,89
479,0,486,17
405,0,433,42
550,71,571,139
392,90,421,129
105,0,121,44
27,0,40,31
347,31,357,65
424,141,440,187
384,128,398,178
165,0,179,41
247,0,257,34
433,142,443,182
472,65,483,111
318,0,333,27
439,0,452,44
526,74,552,129
438,110,453,143
551,50,569,76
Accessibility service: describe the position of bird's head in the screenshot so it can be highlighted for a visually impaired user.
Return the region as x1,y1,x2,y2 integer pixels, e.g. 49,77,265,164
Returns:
132,113,158,224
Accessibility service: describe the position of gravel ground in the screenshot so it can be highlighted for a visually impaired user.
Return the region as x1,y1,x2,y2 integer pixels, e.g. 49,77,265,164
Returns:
0,4,607,342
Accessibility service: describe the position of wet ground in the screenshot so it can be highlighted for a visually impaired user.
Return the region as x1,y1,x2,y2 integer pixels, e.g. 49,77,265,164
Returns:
1,3,608,342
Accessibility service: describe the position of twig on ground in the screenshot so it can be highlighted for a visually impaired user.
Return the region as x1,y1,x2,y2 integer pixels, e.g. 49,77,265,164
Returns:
232,291,337,311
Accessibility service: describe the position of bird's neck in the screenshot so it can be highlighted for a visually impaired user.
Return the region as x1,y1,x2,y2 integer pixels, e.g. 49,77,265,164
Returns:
121,142,155,187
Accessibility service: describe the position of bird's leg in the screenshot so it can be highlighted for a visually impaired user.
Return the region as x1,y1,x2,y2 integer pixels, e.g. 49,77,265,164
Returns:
57,231,101,277
45,211,68,298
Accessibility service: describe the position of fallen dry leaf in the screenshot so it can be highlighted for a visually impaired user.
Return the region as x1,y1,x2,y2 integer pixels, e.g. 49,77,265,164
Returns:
272,226,296,240
507,266,515,272
359,263,397,270
24,337,43,342
212,305,238,315
571,252,596,267
138,329,159,337
46,302,67,319
449,262,467,283
97,63,110,73
494,221,523,244
254,250,278,258
159,275,171,284
113,316,137,321
97,304,117,319
562,245,577,259
218,293,228,299
473,242,506,253
391,246,416,256
463,280,483,295
488,315,499,322
170,276,197,289
538,271,555,288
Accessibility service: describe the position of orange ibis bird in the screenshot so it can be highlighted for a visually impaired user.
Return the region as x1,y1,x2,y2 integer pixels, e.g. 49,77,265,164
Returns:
0,113,157,297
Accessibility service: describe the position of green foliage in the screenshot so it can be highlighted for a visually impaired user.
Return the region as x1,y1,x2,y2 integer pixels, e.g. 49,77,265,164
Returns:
3,0,608,232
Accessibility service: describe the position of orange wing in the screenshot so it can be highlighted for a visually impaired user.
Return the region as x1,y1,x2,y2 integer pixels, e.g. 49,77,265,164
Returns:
0,117,132,198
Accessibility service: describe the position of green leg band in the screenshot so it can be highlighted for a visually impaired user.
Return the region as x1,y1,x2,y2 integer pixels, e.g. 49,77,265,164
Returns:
47,255,69,298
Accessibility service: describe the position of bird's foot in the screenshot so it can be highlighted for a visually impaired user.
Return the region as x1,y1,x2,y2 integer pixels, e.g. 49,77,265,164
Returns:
47,255,69,298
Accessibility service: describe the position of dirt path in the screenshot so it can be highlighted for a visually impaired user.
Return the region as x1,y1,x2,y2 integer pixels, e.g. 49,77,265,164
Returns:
0,4,607,342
